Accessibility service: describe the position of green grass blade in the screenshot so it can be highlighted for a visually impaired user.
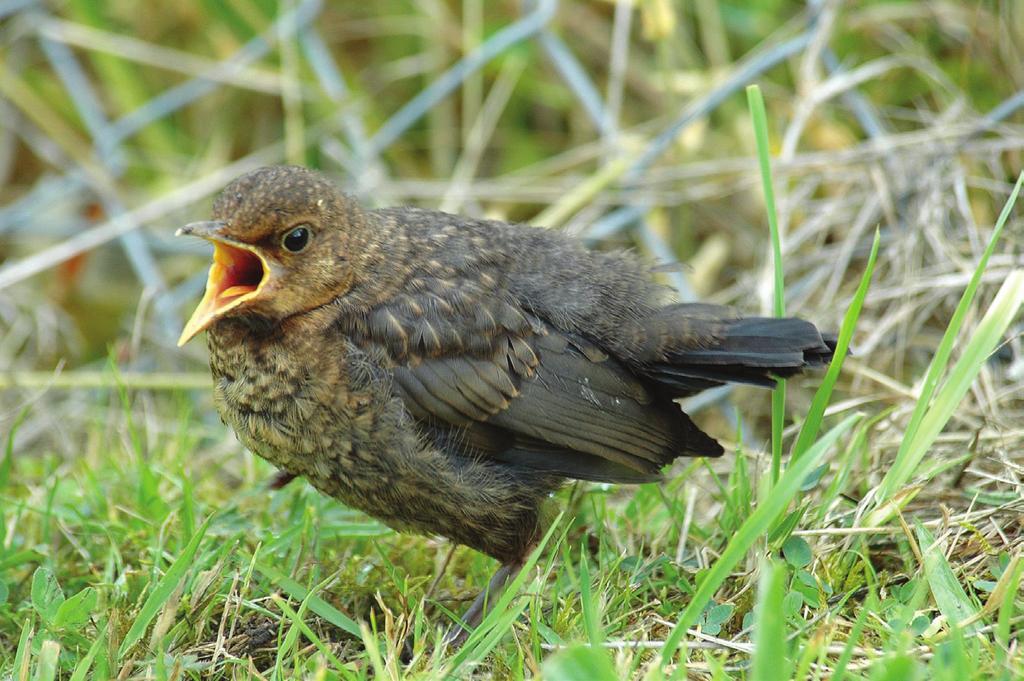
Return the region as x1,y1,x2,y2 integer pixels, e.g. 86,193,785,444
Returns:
52,586,97,629
447,514,566,671
994,557,1022,672
831,591,875,681
873,268,1024,516
746,84,785,320
68,626,106,681
1,406,29,490
579,544,603,647
274,595,307,678
932,620,971,681
118,515,211,658
660,413,861,667
876,172,1024,502
358,619,388,679
767,229,880,542
791,229,880,460
915,522,980,633
751,560,789,681
273,594,354,680
543,644,620,681
31,639,60,681
254,561,361,638
746,84,787,487
13,620,32,681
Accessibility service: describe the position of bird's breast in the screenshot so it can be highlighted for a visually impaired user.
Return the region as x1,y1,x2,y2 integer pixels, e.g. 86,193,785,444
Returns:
205,321,367,481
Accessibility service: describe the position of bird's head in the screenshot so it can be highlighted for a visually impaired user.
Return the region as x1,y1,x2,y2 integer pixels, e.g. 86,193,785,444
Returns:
177,165,363,346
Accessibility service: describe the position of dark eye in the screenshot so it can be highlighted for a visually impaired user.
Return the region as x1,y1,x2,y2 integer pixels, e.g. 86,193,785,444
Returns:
282,225,311,252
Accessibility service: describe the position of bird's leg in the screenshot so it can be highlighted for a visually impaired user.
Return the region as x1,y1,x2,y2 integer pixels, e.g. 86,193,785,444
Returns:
443,560,523,649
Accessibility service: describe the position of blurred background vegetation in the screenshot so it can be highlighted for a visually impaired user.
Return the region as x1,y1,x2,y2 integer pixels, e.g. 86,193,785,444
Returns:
1,0,1023,678
3,0,1021,369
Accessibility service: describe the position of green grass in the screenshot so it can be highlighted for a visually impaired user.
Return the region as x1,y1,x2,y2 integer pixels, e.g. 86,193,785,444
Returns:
872,174,1024,514
2,210,1022,677
10,184,1024,678
746,84,787,489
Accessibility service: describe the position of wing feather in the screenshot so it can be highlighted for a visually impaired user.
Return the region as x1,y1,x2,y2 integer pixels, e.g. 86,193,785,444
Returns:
391,325,721,481
355,293,725,484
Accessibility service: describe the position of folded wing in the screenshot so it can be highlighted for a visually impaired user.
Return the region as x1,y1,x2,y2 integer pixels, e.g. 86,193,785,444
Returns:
393,327,722,484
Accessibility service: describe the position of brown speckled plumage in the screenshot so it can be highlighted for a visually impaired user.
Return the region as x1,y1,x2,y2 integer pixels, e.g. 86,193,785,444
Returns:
182,165,835,639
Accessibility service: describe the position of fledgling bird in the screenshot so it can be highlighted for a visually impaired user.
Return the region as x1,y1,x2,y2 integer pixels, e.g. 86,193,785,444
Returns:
178,165,835,645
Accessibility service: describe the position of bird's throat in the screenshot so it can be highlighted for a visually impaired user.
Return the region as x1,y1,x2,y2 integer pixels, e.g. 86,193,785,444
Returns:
178,241,269,346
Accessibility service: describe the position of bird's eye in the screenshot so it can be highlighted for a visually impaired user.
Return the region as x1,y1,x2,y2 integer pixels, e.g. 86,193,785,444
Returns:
282,225,312,252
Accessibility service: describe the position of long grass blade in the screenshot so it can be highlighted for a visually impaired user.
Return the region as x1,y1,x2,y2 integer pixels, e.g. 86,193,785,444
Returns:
768,230,880,542
791,230,880,459
543,644,620,681
915,522,980,633
872,268,1024,519
875,172,1024,503
255,561,361,638
118,515,211,658
660,413,861,668
446,514,566,672
746,84,787,487
751,560,789,681
68,626,106,681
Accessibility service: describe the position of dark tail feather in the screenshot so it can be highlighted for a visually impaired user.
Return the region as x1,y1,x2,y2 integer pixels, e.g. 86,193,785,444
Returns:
645,316,835,396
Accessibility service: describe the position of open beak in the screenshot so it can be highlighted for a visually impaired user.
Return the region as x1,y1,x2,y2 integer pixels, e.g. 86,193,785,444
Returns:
176,221,270,346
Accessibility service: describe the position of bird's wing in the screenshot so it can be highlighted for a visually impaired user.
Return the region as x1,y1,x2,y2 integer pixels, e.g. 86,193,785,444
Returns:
388,321,722,483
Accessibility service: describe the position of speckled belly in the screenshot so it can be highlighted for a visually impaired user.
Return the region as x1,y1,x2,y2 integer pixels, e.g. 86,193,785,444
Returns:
206,323,552,562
